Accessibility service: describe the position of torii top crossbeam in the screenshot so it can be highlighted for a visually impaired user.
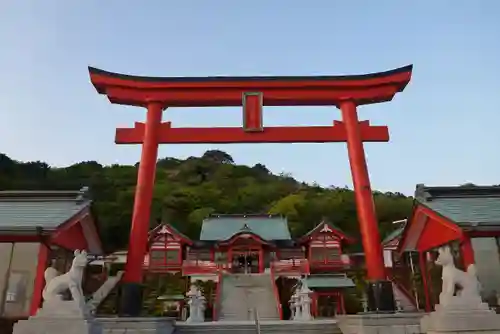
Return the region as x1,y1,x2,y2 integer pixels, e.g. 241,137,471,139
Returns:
89,65,412,107
88,65,412,144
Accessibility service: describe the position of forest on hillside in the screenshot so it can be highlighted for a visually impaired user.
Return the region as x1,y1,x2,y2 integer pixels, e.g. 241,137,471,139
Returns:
0,150,414,252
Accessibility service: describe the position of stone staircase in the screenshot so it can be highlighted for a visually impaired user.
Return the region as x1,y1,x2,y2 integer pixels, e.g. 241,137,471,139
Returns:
218,273,280,321
95,280,122,316
392,282,418,312
175,319,340,334
87,271,124,314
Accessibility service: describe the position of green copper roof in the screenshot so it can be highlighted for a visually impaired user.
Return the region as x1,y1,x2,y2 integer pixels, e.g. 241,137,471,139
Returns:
0,189,91,232
200,214,291,241
415,184,500,228
383,226,404,245
305,275,355,289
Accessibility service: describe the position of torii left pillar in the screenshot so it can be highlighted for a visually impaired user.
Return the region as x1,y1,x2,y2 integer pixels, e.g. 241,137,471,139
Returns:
120,101,163,316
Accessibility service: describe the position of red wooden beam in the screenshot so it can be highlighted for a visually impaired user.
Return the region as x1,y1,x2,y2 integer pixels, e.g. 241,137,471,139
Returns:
242,92,263,131
115,120,389,144
89,65,413,107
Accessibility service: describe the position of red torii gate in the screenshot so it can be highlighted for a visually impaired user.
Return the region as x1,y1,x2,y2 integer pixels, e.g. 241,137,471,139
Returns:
89,65,413,316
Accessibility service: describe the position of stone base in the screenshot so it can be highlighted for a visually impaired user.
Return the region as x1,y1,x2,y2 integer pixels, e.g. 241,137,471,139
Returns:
13,300,101,334
98,317,175,334
337,312,424,334
366,280,396,312
119,282,144,317
421,298,500,334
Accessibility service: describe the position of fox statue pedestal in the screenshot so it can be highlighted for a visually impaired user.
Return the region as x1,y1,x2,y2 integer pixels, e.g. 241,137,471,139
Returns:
421,245,500,334
13,249,102,334
14,300,101,334
421,296,500,334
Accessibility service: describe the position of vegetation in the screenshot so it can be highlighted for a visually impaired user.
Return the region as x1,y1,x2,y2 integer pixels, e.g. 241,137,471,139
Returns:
0,150,414,252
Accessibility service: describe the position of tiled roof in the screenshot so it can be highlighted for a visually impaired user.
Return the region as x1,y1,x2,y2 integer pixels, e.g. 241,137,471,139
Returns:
415,184,500,228
199,214,292,241
0,188,91,232
305,274,355,289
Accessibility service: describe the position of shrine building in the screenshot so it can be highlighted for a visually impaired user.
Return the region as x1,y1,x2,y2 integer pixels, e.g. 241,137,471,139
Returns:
0,188,103,319
395,184,500,311
97,214,357,319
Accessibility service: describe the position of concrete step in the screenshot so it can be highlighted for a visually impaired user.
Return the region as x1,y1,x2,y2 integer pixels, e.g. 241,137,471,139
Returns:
175,320,340,334
219,273,280,321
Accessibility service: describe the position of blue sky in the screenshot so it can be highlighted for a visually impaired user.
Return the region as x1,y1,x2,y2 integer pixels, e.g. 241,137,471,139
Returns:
0,1,499,195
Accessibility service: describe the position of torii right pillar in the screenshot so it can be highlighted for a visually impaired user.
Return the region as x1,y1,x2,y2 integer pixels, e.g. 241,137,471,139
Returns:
340,100,395,311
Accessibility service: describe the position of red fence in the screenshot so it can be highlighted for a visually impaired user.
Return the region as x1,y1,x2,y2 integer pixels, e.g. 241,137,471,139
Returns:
213,270,224,320
269,264,283,319
181,260,230,276
271,259,310,276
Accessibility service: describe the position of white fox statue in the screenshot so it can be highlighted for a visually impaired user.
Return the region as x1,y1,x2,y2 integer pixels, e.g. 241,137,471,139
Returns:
435,245,481,306
42,249,88,311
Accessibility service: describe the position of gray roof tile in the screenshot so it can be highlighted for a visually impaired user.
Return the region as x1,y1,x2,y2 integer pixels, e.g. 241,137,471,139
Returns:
0,189,91,231
415,184,500,227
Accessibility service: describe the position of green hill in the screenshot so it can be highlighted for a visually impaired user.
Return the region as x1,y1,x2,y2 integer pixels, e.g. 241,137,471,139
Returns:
0,150,413,252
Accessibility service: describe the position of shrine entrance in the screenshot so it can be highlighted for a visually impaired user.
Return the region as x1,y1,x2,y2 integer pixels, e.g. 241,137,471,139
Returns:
231,248,261,274
89,64,413,316
312,292,345,318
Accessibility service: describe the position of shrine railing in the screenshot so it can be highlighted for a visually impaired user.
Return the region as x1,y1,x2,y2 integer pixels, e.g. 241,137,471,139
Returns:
308,259,350,270
269,263,283,320
389,254,419,308
181,260,230,276
270,258,310,276
213,270,224,321
143,261,183,273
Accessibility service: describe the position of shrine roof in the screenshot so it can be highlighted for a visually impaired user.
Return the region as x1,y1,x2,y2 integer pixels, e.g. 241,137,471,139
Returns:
0,188,91,233
199,214,291,241
299,220,355,244
149,222,192,244
305,274,355,289
382,227,405,245
415,184,500,228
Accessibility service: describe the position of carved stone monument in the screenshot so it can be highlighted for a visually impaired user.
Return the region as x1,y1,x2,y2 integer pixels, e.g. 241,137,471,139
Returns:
289,292,298,320
298,279,313,321
186,285,206,323
13,250,102,334
421,245,500,334
290,279,313,321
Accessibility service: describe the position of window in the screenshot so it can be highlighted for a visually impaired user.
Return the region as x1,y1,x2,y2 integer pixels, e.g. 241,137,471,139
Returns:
151,250,166,261
166,250,179,262
311,248,325,261
326,248,340,261
150,250,180,264
311,246,341,262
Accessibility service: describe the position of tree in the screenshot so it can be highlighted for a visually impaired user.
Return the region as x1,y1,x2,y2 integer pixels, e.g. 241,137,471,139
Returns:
202,150,234,164
0,152,414,252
